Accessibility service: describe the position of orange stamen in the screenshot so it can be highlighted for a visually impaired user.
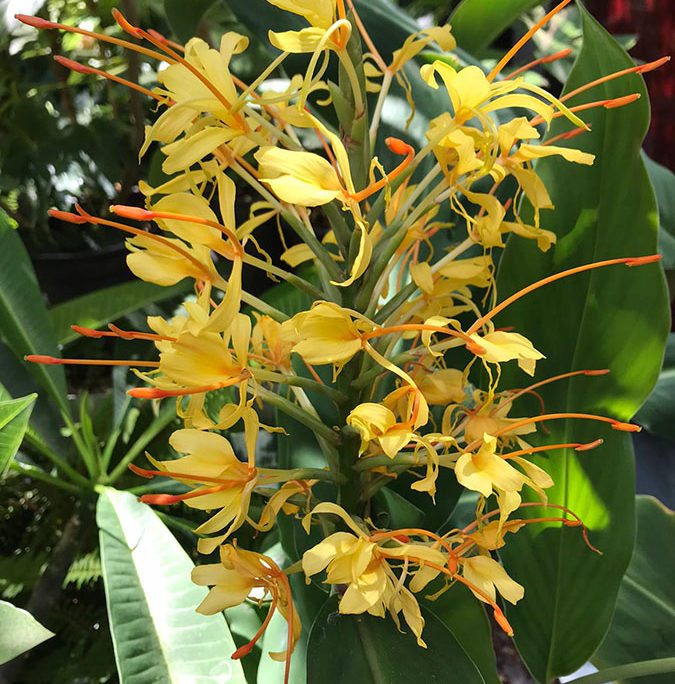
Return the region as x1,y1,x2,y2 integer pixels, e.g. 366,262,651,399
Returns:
71,324,175,342
140,484,234,505
362,322,475,346
464,412,638,452
53,56,165,102
530,94,641,126
15,14,173,63
25,355,158,367
349,138,415,203
232,591,279,659
147,28,185,53
488,0,574,82
561,56,670,103
129,463,252,487
345,0,387,72
110,204,243,256
466,256,660,335
505,48,573,80
54,205,213,281
127,373,249,398
542,126,587,145
499,439,603,460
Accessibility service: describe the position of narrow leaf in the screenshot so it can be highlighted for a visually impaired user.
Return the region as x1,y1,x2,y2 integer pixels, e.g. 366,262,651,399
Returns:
0,211,67,412
0,600,54,665
0,393,37,477
96,487,246,684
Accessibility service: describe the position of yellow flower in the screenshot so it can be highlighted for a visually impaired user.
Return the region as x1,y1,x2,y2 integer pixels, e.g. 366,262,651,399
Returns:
462,555,524,606
302,503,447,646
468,330,545,376
192,544,300,667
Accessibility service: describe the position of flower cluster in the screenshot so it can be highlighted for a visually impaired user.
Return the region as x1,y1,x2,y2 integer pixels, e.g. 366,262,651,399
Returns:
22,0,664,680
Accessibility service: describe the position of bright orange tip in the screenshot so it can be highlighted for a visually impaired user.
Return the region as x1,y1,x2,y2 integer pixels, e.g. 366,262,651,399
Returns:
611,421,640,432
625,254,661,266
493,609,514,636
128,463,154,479
71,325,105,338
636,56,670,73
54,56,94,74
139,493,182,505
15,14,57,29
49,208,89,224
111,8,143,37
584,369,610,376
605,93,640,108
25,354,61,365
231,644,254,660
110,205,154,221
385,137,414,156
575,438,604,451
127,387,171,399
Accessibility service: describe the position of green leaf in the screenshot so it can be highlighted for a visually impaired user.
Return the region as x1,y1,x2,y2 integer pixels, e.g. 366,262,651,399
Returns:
0,211,67,413
306,596,485,684
0,393,37,477
96,487,246,684
592,496,675,683
573,659,675,684
635,334,675,440
50,279,191,346
494,8,669,682
423,584,500,684
0,600,54,665
642,153,675,270
164,0,215,43
450,0,544,53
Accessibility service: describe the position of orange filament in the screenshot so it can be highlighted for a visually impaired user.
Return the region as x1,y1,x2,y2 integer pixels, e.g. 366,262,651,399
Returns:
506,48,573,80
15,14,173,63
147,28,185,53
530,94,641,126
232,591,279,660
370,527,457,567
543,126,587,145
561,56,670,103
488,0,574,82
464,412,639,453
109,204,243,257
127,373,249,398
54,205,213,281
345,0,387,72
72,324,175,342
26,355,158,367
466,256,661,335
53,55,164,102
349,138,415,203
129,463,254,488
362,322,475,347
333,0,350,50
499,439,603,460
497,369,610,411
141,484,236,505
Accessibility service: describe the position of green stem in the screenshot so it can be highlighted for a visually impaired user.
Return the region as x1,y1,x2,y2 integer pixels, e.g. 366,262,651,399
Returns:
243,254,327,301
106,403,176,484
323,201,353,261
253,369,347,404
23,427,90,488
256,386,340,445
9,461,83,495
100,394,132,472
261,467,347,484
570,659,675,684
353,452,420,471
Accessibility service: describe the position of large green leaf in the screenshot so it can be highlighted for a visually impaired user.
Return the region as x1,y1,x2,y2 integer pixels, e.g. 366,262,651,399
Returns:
50,279,191,346
593,496,675,683
450,0,544,53
0,600,54,665
0,212,67,413
307,596,485,683
423,584,500,684
635,333,675,440
494,7,669,682
96,487,246,684
0,393,37,477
